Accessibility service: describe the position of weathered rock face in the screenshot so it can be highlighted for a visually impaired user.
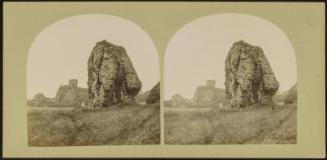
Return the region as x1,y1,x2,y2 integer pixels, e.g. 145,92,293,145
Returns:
285,83,297,104
225,41,279,108
146,82,160,104
87,40,142,108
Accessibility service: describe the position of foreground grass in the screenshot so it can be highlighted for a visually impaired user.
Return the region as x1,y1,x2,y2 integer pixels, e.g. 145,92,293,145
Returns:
164,103,297,144
28,104,160,146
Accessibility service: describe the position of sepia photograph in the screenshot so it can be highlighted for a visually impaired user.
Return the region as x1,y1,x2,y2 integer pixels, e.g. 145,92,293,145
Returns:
26,14,160,146
2,1,325,158
164,13,297,144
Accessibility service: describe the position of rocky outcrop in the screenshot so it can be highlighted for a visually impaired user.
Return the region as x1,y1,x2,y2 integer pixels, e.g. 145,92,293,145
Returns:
87,40,142,108
146,82,160,104
285,83,297,104
225,41,279,108
193,80,226,106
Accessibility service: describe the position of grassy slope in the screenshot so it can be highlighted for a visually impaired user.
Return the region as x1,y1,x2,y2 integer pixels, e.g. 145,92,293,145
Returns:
28,104,160,146
164,103,297,144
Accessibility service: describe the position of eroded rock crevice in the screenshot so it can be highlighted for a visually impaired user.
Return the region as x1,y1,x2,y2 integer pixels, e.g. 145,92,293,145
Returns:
225,41,279,108
87,40,142,108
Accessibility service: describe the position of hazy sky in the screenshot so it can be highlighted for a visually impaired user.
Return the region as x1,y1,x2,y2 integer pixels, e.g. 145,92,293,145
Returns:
27,14,159,99
164,13,297,100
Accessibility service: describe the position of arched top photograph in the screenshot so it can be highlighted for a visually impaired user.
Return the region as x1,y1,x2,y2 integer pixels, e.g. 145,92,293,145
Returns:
164,13,298,145
164,13,297,100
26,14,161,146
27,14,160,100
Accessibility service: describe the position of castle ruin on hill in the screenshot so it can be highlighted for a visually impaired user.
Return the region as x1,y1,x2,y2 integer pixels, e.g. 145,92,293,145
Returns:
193,80,226,107
55,79,88,106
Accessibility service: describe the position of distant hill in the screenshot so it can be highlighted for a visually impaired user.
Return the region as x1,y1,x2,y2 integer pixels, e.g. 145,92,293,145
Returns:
170,94,186,107
273,91,288,103
146,82,160,104
135,82,160,104
285,83,297,104
272,83,297,105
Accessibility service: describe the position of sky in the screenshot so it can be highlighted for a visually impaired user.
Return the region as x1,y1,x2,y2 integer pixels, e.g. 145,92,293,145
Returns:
27,14,159,99
164,13,297,100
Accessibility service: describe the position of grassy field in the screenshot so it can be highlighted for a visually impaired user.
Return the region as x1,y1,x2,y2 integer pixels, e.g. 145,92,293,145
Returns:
164,103,297,144
28,103,160,146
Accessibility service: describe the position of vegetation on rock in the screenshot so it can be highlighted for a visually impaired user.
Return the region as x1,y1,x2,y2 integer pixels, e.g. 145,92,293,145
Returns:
87,40,142,108
225,41,279,108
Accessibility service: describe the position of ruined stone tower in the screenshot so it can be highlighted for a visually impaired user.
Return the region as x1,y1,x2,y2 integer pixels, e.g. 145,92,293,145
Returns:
193,80,225,106
55,79,88,105
69,79,78,88
206,80,216,88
